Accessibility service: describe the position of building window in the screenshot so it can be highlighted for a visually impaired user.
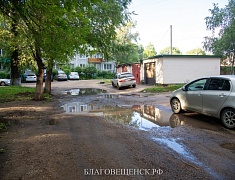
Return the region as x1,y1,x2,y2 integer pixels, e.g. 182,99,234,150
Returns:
80,64,85,68
80,105,87,112
104,64,112,70
70,64,74,69
68,106,76,113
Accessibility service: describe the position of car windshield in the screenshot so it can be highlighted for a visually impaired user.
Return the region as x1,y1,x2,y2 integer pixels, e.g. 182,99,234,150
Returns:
119,74,133,79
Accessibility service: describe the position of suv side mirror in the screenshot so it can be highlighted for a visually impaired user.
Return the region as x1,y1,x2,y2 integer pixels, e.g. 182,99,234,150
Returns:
182,86,187,91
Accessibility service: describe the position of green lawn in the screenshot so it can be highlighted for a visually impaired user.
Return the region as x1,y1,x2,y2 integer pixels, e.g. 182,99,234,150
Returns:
141,84,184,93
0,86,36,102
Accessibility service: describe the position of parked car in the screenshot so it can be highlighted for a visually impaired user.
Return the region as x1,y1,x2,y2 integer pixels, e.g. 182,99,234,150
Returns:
170,75,235,129
25,73,37,82
56,72,68,81
0,78,11,86
112,72,136,90
69,72,79,80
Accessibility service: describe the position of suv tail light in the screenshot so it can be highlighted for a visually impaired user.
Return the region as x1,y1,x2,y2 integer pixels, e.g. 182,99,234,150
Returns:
118,79,125,82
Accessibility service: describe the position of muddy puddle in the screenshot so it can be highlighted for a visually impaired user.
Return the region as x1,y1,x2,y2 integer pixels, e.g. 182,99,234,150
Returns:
61,100,221,131
62,88,107,95
62,89,150,98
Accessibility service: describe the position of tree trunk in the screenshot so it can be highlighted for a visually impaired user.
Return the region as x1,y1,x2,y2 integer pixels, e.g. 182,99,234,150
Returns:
44,59,53,94
34,48,45,101
44,68,52,94
10,49,21,85
10,9,21,86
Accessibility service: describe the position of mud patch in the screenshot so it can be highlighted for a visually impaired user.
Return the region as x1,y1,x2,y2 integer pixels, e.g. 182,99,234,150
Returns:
48,119,57,125
220,143,235,151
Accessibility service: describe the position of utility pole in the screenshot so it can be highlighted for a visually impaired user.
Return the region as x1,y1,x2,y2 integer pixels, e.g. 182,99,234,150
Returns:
170,25,172,55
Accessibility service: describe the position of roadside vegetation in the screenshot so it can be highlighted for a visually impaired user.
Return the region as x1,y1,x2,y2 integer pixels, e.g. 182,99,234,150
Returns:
0,86,35,102
142,84,184,93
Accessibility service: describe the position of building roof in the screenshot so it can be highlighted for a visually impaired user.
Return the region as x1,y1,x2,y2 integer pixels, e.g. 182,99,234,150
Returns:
148,54,222,59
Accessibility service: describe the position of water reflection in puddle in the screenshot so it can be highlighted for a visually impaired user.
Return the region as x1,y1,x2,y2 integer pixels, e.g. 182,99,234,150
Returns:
61,102,172,130
62,88,107,96
61,101,221,131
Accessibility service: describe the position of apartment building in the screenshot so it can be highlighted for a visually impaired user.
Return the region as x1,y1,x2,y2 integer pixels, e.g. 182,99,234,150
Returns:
70,53,116,72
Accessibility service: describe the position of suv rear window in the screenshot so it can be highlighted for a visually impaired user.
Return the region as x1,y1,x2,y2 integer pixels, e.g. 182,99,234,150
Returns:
120,73,134,79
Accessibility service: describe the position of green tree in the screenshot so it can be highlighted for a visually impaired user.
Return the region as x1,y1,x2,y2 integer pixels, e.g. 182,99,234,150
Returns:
186,48,206,55
143,42,157,59
203,0,235,74
160,46,182,55
0,0,132,100
137,44,144,60
111,21,140,64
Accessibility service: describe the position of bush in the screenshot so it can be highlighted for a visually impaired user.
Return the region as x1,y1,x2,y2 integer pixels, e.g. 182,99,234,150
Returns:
96,71,115,79
0,71,10,79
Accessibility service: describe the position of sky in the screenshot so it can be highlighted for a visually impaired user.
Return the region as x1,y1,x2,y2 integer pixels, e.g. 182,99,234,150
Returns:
128,0,228,54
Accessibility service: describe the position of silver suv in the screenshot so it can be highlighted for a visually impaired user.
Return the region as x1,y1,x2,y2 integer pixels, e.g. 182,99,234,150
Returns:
170,75,235,129
112,72,136,90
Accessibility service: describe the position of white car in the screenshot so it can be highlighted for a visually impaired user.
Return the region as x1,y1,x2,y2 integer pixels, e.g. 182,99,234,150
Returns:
25,73,37,82
112,72,136,90
56,72,68,81
170,75,235,129
0,78,11,86
69,72,79,80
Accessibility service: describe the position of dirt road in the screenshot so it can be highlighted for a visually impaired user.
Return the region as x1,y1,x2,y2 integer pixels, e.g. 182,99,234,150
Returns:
0,80,234,180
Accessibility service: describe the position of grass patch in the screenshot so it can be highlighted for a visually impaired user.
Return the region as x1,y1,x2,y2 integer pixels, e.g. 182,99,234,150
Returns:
0,120,11,131
97,79,112,84
0,86,36,102
0,122,7,131
0,86,53,102
142,84,184,93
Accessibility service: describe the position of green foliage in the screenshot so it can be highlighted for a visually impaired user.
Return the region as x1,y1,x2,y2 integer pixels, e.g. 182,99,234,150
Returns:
74,66,83,74
62,68,70,75
83,65,97,74
111,21,141,64
51,69,58,78
186,48,206,55
0,71,10,78
143,43,157,59
160,46,182,55
204,0,235,74
96,70,115,79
